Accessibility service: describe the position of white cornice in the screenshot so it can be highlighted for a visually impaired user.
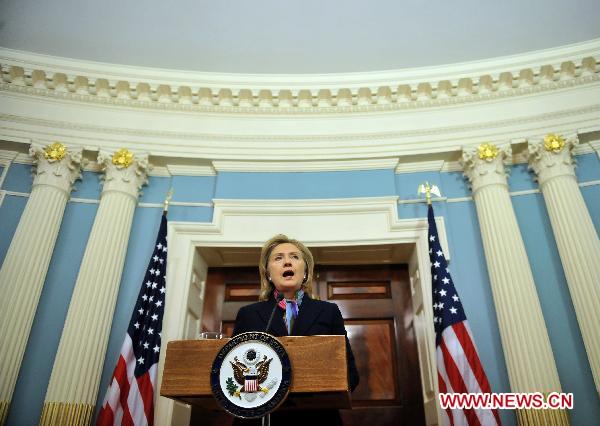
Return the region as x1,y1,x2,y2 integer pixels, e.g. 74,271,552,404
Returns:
588,140,600,159
1,40,599,114
396,160,445,174
166,164,216,176
12,152,33,165
212,196,399,210
0,149,18,163
212,158,399,172
2,39,599,87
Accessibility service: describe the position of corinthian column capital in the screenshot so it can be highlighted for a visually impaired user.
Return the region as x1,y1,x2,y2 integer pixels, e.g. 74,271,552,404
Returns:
528,134,578,187
29,142,84,194
98,148,150,200
461,143,511,194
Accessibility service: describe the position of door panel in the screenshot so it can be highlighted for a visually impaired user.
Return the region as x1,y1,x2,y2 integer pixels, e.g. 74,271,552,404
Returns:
345,320,398,403
317,265,424,425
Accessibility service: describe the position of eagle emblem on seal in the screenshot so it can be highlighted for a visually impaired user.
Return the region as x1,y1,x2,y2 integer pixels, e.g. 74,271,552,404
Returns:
226,348,278,401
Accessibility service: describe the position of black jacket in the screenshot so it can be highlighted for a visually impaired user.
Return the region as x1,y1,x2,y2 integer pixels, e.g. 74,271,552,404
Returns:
231,294,359,425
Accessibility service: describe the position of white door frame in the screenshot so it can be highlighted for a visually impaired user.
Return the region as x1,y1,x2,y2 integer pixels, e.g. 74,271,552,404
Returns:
156,196,444,425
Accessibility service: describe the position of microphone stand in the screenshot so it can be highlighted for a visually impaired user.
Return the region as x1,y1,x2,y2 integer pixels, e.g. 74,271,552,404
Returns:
265,293,284,334
262,292,284,426
262,414,270,426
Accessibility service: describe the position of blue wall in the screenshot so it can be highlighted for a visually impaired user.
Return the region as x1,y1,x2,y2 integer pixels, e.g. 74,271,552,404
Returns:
1,153,599,425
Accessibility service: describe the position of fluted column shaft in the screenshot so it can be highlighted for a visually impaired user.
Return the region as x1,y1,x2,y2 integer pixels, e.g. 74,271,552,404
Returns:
0,144,82,426
462,145,568,425
40,150,149,426
529,136,600,394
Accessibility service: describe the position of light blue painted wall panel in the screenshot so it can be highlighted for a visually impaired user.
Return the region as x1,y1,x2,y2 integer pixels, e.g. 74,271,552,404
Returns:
441,171,472,199
512,193,600,425
397,202,428,219
581,185,599,234
167,206,214,222
507,163,537,192
575,153,600,182
139,176,172,203
71,171,102,200
171,175,216,202
8,201,98,426
0,196,27,265
215,170,396,199
2,163,33,192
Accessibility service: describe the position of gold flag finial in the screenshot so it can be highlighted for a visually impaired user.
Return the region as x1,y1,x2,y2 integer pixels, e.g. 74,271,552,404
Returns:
163,188,173,212
417,182,441,205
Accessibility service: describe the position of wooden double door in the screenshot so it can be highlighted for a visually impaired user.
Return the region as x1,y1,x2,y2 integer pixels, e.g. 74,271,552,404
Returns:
198,264,425,425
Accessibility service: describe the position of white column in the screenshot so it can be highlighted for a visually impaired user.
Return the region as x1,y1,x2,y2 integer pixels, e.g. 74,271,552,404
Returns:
0,143,83,426
529,134,600,394
40,149,149,426
462,144,568,426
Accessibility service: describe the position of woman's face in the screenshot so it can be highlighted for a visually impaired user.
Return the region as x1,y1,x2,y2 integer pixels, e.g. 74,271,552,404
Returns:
267,242,306,297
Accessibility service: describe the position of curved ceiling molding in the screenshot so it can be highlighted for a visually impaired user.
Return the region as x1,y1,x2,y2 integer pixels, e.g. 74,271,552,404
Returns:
1,41,599,114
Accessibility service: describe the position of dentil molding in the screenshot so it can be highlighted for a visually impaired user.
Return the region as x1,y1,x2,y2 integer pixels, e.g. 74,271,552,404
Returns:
1,40,599,114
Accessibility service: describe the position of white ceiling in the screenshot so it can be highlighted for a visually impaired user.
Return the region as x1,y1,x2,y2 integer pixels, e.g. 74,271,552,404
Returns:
1,0,600,74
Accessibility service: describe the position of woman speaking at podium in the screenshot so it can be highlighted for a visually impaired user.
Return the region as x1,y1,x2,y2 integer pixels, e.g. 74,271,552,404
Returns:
232,234,359,425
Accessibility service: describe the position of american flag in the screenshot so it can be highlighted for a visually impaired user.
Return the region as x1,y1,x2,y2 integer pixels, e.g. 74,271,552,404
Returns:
97,213,168,426
428,205,500,426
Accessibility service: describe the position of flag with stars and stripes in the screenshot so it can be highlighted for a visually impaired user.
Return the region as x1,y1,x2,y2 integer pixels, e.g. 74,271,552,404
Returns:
428,205,500,426
97,213,168,426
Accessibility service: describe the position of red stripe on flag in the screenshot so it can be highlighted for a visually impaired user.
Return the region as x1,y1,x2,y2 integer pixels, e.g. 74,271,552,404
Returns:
452,323,491,393
439,339,481,426
97,355,134,426
437,372,454,426
137,369,155,425
97,405,114,426
452,322,501,425
114,355,134,426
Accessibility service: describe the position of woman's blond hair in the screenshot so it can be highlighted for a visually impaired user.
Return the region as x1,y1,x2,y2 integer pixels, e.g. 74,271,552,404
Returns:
258,234,315,301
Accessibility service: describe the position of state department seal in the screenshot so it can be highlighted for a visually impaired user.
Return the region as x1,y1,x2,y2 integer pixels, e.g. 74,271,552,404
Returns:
211,332,292,419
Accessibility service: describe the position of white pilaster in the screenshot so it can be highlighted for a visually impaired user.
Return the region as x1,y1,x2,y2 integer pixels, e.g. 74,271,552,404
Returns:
529,134,600,394
462,144,568,425
0,143,83,426
40,150,149,426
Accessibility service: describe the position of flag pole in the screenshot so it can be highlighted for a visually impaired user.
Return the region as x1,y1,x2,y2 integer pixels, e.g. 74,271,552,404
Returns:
163,188,173,213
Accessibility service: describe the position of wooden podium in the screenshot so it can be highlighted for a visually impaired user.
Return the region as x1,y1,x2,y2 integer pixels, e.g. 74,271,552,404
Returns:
160,335,351,414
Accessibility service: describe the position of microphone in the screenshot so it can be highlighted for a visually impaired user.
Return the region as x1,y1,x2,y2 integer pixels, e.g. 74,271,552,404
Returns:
265,292,285,334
